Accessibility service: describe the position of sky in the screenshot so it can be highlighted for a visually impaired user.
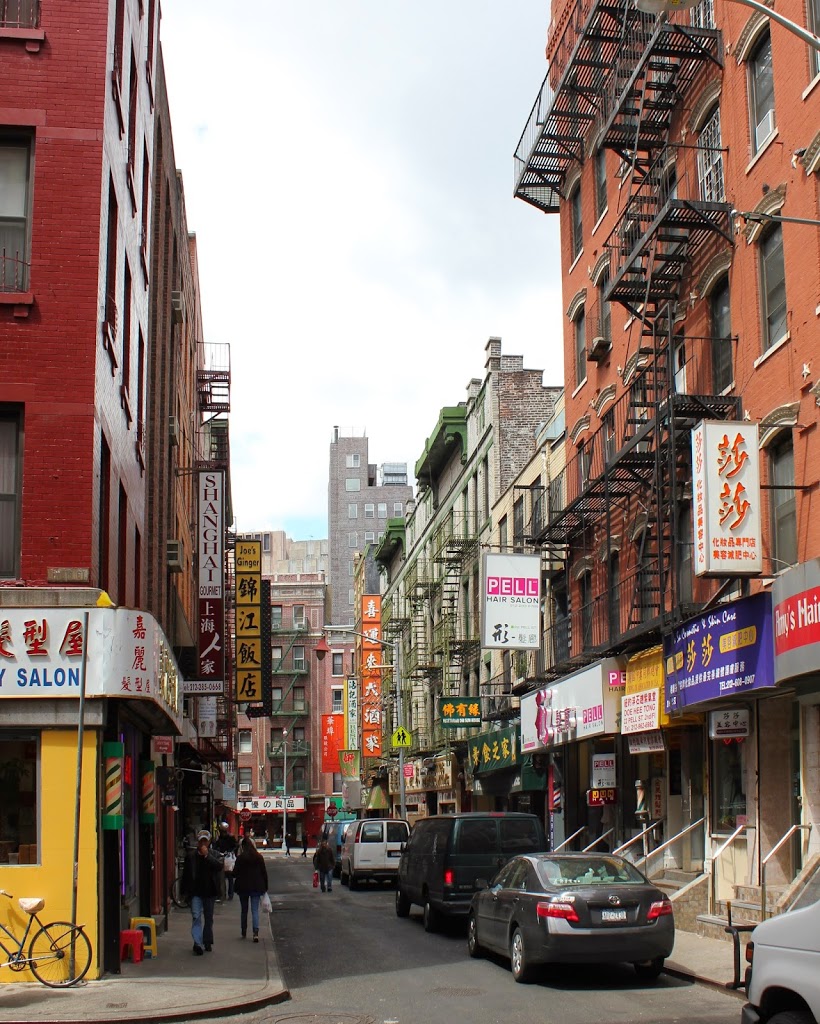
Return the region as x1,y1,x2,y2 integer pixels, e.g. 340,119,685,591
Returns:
160,1,563,540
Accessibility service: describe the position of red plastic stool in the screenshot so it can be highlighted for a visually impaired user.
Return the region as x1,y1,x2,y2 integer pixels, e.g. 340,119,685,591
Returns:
120,928,144,963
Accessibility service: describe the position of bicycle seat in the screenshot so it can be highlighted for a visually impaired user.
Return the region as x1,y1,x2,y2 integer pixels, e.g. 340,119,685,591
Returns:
18,898,44,915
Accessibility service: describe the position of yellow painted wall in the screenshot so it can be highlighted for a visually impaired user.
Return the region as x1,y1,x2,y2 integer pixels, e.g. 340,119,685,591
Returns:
0,729,100,983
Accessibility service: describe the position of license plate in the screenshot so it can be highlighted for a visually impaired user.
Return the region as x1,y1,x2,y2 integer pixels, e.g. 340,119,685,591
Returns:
600,909,627,922
388,850,401,857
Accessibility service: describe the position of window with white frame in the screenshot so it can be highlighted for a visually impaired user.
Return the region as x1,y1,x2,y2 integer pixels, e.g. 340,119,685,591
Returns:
597,272,611,345
272,646,283,669
710,276,733,392
331,687,344,713
292,604,306,628
237,767,253,789
377,502,387,518
346,454,360,468
347,588,354,605
0,138,32,292
0,409,22,577
348,532,358,547
271,605,282,628
811,0,820,79
238,729,252,753
748,32,775,153
393,502,403,515
293,686,306,711
690,0,715,28
574,306,586,386
348,561,355,575
760,225,787,350
345,478,361,491
770,433,797,568
348,503,358,519
570,184,583,260
594,148,607,220
364,503,375,518
697,105,725,203
331,653,344,676
293,645,305,671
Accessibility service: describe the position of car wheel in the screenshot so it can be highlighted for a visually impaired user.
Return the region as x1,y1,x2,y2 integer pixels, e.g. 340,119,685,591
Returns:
767,1013,815,1024
467,913,483,958
633,957,664,981
340,864,349,886
510,927,532,983
423,898,439,933
395,888,411,918
349,872,359,891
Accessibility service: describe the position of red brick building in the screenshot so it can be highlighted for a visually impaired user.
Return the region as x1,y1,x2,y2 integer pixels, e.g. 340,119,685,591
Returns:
514,0,820,922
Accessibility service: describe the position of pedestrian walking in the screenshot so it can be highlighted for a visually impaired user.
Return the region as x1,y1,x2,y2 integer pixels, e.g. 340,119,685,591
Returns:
215,821,238,900
313,839,335,893
284,832,292,857
232,837,269,942
301,831,309,858
180,830,222,955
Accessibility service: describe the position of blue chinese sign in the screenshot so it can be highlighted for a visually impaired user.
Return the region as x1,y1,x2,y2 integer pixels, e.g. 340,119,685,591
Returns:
664,593,775,713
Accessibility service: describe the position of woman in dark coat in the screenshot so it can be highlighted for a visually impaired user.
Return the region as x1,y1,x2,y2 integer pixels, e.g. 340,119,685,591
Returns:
232,836,269,941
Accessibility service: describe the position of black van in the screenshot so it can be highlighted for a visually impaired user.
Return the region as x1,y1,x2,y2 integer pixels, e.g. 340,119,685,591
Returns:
395,813,548,931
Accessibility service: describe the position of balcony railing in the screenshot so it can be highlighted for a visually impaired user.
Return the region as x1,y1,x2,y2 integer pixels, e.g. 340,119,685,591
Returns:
268,699,309,716
266,740,310,759
0,0,39,27
265,781,309,796
0,238,29,292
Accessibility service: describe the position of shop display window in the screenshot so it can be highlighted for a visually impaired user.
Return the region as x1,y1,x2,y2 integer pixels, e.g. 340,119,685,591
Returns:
712,737,747,831
0,731,38,864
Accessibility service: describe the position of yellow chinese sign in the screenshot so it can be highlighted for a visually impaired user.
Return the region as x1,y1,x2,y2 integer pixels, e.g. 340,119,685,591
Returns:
438,696,481,728
235,541,261,702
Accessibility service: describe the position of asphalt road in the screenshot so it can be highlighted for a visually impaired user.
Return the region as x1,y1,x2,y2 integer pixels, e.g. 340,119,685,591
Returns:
249,854,744,1024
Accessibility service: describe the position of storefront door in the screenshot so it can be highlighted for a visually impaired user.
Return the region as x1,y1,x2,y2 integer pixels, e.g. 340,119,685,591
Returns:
679,726,705,871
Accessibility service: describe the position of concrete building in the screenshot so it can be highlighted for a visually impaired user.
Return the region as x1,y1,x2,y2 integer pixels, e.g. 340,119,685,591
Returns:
513,0,820,930
238,529,328,578
327,427,413,629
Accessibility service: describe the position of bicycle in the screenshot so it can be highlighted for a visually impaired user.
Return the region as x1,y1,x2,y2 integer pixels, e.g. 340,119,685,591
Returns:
169,875,189,909
0,889,92,987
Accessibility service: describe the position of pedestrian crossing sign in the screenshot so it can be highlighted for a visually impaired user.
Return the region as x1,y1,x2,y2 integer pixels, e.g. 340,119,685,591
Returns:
391,727,412,748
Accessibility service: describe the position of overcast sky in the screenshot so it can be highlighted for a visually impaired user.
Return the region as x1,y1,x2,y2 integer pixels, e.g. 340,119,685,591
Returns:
160,1,563,540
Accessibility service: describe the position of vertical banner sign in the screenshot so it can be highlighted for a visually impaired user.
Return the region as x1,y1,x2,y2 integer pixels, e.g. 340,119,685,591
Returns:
322,714,345,773
481,552,542,649
198,471,225,682
140,760,156,824
361,596,383,759
692,421,762,576
345,676,359,749
102,741,125,830
235,540,262,703
339,749,360,778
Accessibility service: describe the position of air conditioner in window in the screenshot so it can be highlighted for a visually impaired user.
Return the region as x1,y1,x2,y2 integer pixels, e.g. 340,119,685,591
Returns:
167,539,183,572
169,415,180,446
171,290,184,324
238,783,252,793
756,109,775,148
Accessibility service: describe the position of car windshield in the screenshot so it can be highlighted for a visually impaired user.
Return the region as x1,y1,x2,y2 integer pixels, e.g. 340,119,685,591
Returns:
537,856,645,887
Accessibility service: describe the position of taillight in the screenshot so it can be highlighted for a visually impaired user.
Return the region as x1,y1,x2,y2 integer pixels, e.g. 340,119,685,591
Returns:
443,869,454,886
537,900,579,923
745,941,754,965
647,899,673,920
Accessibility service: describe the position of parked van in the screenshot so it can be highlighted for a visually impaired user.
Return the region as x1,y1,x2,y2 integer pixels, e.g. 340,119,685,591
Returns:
396,812,548,931
340,818,410,889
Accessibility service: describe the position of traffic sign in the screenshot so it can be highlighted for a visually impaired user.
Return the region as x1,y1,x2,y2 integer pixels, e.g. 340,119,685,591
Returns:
391,727,412,748
326,804,338,818
239,809,252,822
403,764,414,778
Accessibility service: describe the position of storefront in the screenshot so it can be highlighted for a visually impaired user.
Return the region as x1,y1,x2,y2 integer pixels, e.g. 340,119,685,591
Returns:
0,604,182,981
235,794,307,844
466,726,521,812
390,754,461,821
520,658,625,852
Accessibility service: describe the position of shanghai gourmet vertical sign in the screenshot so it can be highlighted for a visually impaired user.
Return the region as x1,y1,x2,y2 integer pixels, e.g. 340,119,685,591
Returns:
235,539,262,702
198,471,225,684
692,422,762,577
361,595,382,759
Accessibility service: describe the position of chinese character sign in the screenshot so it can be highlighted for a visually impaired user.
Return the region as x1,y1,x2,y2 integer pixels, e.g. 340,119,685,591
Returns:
198,471,225,682
321,714,345,773
691,421,762,577
467,726,519,775
481,553,541,650
438,696,481,728
345,675,359,749
234,540,262,703
360,595,383,759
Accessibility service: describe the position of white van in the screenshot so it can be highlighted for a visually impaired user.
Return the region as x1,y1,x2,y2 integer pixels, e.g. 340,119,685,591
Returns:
340,818,410,889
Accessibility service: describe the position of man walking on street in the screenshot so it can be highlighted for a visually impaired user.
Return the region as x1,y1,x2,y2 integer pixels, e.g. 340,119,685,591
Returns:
313,839,335,892
181,830,222,955
301,832,309,858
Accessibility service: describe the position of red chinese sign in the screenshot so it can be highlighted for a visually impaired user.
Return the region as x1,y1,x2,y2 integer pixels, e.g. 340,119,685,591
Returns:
361,595,383,759
321,714,344,773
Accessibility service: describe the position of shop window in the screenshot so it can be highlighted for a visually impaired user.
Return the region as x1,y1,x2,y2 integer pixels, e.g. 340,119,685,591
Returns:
237,729,252,754
712,737,747,831
0,732,38,863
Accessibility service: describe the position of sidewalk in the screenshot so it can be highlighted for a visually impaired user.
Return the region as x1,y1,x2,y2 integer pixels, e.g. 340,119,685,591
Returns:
0,887,745,1023
0,895,289,1024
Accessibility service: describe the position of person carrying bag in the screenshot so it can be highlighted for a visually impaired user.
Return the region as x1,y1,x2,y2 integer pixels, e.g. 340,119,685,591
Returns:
232,837,269,942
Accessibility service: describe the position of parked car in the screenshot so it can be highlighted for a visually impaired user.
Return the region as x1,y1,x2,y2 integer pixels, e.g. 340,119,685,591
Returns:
466,852,674,983
340,818,410,889
396,812,548,931
742,892,820,1024
321,820,350,878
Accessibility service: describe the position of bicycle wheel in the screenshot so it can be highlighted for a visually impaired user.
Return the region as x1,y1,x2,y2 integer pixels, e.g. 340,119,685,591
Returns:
171,876,189,908
28,921,92,987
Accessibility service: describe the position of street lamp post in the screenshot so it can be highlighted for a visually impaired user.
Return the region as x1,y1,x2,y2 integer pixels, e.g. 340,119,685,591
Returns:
282,729,288,851
316,627,407,820
634,0,820,50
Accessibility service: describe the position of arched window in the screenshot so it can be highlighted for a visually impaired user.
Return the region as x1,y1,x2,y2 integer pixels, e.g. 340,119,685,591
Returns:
697,104,724,203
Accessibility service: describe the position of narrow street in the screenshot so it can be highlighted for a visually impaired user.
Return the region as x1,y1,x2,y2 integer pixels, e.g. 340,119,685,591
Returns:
253,854,744,1024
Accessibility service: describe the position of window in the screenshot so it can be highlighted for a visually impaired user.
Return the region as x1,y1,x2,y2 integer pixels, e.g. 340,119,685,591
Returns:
710,276,733,392
760,225,787,349
332,772,342,794
712,737,746,831
271,646,282,669
553,579,570,662
0,0,39,27
579,571,593,649
331,687,344,713
0,410,21,577
271,605,283,629
364,503,375,518
292,605,305,628
690,0,715,27
603,410,616,464
262,533,271,552
331,652,344,676
678,506,693,605
0,732,38,861
697,105,725,203
364,532,375,543
292,726,305,744
499,515,508,551
811,0,820,78
0,138,32,292
770,434,797,568
574,307,586,387
345,478,360,491
748,32,775,153
348,561,355,576
361,822,383,843
594,149,607,220
608,552,621,641
293,646,306,671
293,686,305,711
271,686,283,703
393,502,403,515
348,504,358,519
597,274,611,346
570,184,583,260
292,765,306,791
237,730,252,754
377,502,387,518
513,496,525,551
348,532,358,548
237,767,252,789
346,454,360,468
